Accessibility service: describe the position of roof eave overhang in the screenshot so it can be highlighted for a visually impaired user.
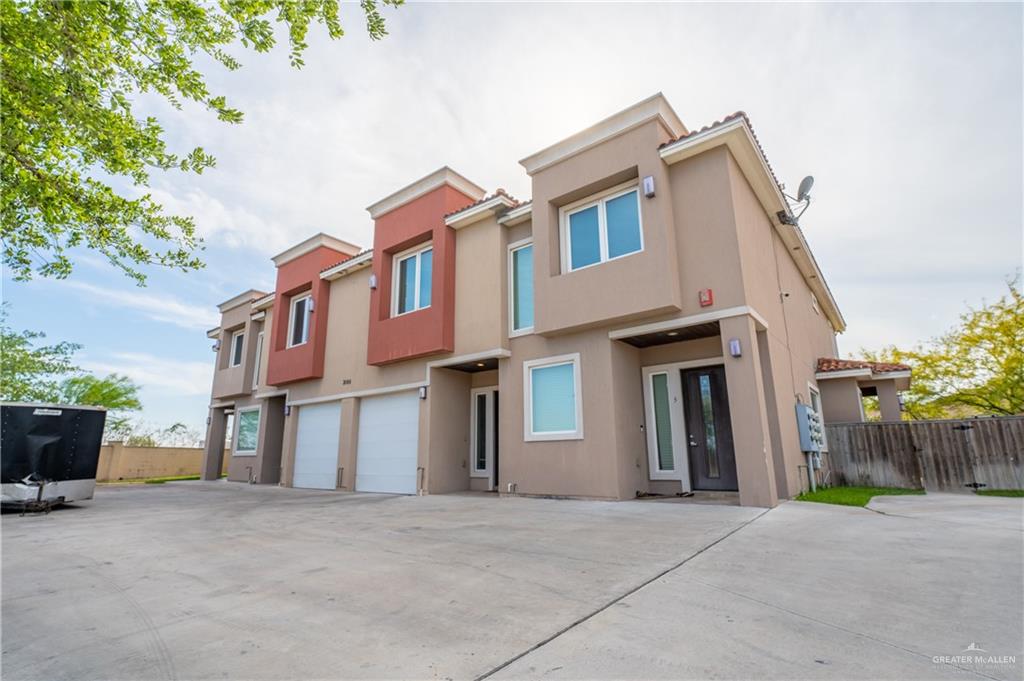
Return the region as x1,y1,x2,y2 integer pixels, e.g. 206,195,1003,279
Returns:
271,234,362,267
816,369,911,382
206,327,221,339
444,196,517,229
519,93,687,176
659,121,847,333
251,293,276,312
217,289,267,313
366,167,486,219
498,202,532,226
320,250,374,281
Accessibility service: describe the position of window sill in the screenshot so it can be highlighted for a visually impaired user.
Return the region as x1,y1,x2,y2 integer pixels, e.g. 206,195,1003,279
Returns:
564,248,643,275
232,451,257,457
524,432,584,442
391,305,432,319
509,327,534,339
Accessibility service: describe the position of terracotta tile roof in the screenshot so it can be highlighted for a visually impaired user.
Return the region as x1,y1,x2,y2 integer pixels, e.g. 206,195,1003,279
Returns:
658,111,784,194
443,188,521,219
320,249,373,274
817,358,911,374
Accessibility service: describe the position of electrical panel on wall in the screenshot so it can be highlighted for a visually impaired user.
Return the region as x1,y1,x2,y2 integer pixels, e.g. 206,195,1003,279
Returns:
796,403,824,453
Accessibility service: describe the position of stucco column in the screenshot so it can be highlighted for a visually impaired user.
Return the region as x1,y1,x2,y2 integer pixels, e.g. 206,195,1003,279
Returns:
819,378,865,424
719,315,779,508
279,407,298,487
201,408,226,481
876,382,902,422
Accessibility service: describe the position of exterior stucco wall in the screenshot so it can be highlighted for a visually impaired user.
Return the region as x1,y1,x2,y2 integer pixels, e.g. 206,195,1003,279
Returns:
500,329,622,499
666,146,747,315
819,378,865,424
530,120,683,335
725,150,839,498
211,297,263,399
424,368,472,494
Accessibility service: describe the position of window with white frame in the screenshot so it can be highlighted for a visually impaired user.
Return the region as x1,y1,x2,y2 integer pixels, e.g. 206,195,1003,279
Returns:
560,182,643,273
509,239,534,335
288,293,312,347
251,331,264,390
808,384,828,451
523,354,583,441
391,242,432,316
229,330,245,367
234,406,260,455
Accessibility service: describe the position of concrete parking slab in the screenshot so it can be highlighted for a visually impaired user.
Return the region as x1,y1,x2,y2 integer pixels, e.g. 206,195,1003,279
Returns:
868,492,1024,531
2,483,760,681
493,497,1023,681
3,486,1021,681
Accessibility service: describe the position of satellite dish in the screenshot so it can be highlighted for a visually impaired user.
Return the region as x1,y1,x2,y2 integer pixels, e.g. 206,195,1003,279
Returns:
796,175,814,202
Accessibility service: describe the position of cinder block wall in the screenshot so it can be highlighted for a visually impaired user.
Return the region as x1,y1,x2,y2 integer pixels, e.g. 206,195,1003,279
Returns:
96,442,230,481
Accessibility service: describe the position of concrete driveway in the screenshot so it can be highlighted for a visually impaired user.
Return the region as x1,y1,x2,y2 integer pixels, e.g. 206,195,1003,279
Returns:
2,484,1021,681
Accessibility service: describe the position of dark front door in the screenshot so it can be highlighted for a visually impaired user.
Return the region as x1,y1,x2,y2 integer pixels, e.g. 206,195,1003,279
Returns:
681,365,738,491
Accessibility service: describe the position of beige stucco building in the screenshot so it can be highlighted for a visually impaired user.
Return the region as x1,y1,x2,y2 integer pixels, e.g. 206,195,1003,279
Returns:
201,94,906,507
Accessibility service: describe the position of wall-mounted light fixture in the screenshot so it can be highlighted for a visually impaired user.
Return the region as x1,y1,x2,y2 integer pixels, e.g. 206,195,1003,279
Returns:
212,340,221,352
419,386,427,400
369,273,378,289
283,405,291,416
642,175,656,198
728,338,742,358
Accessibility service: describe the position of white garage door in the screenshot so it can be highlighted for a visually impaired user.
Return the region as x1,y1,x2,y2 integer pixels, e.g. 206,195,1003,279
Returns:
356,391,419,494
293,402,341,490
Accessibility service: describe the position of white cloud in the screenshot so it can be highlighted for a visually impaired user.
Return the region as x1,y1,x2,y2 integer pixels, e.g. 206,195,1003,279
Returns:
147,185,295,257
80,352,213,397
64,281,218,330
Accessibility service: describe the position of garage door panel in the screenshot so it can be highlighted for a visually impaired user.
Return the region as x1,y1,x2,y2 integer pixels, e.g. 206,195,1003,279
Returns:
293,402,341,490
356,392,419,495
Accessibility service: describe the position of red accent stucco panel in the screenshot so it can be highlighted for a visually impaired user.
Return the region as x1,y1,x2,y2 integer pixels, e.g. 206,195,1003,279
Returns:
367,185,476,365
266,246,351,385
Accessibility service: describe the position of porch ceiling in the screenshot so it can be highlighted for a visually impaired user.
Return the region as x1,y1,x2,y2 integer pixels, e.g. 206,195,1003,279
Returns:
444,357,499,373
617,321,720,348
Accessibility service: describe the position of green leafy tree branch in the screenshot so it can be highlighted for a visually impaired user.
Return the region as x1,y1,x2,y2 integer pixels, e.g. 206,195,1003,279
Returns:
862,274,1024,419
1,0,401,284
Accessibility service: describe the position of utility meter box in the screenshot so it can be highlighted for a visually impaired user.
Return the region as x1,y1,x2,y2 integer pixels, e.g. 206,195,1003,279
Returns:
796,403,824,453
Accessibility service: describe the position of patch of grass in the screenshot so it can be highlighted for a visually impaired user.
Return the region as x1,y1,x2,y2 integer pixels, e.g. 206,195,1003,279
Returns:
101,474,225,486
143,474,202,485
975,489,1024,498
796,486,925,507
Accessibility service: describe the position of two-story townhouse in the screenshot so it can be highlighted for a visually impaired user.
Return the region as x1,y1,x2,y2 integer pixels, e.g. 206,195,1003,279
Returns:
201,93,906,507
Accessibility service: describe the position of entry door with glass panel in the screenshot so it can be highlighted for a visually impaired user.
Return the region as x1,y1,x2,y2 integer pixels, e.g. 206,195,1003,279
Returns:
470,388,499,490
681,365,738,491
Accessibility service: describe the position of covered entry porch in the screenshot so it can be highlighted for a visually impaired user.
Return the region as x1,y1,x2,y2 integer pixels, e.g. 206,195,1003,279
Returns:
611,307,781,507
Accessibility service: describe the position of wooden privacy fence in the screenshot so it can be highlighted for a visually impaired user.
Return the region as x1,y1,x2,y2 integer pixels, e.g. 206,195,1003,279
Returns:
824,416,1024,492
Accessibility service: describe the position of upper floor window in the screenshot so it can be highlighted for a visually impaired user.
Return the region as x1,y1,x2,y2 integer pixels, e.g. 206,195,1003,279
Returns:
392,242,432,316
509,239,534,335
288,294,312,347
229,330,245,367
560,182,643,273
251,331,264,390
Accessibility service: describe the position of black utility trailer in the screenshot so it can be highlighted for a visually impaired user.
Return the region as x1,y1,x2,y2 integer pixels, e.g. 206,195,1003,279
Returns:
1,403,107,512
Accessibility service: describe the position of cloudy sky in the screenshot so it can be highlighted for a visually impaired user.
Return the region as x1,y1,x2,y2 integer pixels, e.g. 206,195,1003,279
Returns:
5,2,1021,434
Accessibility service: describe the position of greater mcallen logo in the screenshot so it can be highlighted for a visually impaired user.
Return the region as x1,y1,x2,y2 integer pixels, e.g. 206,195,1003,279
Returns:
931,643,1017,668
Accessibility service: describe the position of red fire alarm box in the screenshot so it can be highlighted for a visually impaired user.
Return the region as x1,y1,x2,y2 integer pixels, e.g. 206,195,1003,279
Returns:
699,288,714,307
